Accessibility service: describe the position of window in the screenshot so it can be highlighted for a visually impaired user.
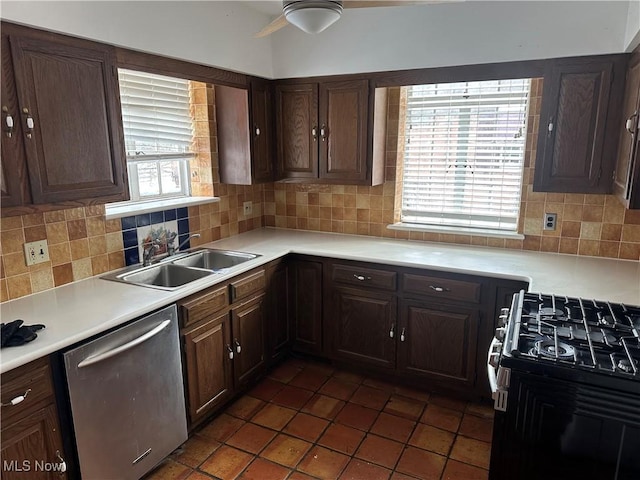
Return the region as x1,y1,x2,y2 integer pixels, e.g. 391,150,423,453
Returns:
400,78,531,232
118,69,195,202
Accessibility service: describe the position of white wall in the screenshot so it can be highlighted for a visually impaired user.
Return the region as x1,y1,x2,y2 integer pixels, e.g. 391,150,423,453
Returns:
625,0,640,51
0,1,275,78
271,1,630,78
0,1,632,80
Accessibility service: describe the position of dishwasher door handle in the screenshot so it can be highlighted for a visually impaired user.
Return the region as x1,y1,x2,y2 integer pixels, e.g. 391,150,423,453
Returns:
78,320,171,368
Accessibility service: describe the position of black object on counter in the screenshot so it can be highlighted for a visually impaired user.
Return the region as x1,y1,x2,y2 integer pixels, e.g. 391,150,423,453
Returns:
1,320,45,347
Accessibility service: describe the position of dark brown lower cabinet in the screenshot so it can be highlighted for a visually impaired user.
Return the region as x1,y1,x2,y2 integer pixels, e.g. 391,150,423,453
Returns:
182,310,233,425
397,300,479,388
290,259,323,355
266,262,292,365
331,286,396,369
231,294,266,388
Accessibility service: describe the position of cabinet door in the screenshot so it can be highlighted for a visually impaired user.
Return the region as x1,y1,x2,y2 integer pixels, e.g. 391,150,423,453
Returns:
398,300,479,387
183,311,233,425
534,57,624,193
0,32,29,208
331,287,396,369
231,294,266,388
251,79,274,183
290,259,323,355
614,54,640,209
1,404,66,480
266,262,291,364
275,83,318,179
9,34,127,204
215,84,252,185
319,79,369,183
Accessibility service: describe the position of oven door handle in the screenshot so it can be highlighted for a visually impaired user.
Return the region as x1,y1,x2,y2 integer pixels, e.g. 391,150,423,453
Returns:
487,336,501,394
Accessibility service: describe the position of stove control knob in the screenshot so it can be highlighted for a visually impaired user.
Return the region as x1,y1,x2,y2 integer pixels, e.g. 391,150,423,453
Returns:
495,327,506,341
497,314,509,327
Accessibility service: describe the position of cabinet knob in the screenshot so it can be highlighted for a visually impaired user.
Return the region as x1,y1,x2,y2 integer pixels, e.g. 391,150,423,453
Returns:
400,328,406,342
227,345,234,360
389,323,395,338
320,124,327,142
3,108,13,138
255,125,261,136
1,388,31,407
234,339,242,354
55,450,67,473
312,126,317,141
429,285,449,293
625,112,638,134
25,115,35,139
547,121,554,133
353,274,371,281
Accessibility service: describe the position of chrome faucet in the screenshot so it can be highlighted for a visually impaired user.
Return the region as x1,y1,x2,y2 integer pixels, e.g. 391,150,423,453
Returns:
168,233,200,256
141,241,159,267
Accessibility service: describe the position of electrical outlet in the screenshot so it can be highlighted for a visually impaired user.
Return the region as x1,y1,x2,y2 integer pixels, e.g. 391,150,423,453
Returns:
243,201,253,216
543,213,557,231
24,240,50,266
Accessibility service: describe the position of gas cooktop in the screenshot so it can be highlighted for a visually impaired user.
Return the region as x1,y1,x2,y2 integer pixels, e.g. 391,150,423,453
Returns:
506,292,640,378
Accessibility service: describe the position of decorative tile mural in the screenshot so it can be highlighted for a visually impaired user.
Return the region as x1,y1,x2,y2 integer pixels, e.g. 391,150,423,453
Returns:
120,208,191,266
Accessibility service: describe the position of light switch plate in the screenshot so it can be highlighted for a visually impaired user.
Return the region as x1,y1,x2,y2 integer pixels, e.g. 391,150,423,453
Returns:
24,240,50,266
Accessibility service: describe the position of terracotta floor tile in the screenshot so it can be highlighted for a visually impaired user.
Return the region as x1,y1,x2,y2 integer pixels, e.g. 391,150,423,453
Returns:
284,412,330,442
354,434,404,469
370,412,416,443
333,370,365,384
429,394,468,413
302,394,345,420
421,404,462,433
289,369,330,391
200,445,253,480
271,385,315,409
185,472,212,480
145,459,192,480
464,402,495,420
384,395,425,421
334,403,379,431
268,362,303,383
304,361,336,377
226,395,266,420
408,423,455,456
197,414,245,443
442,459,489,480
393,385,431,403
350,385,391,410
338,459,391,480
249,378,285,401
458,414,494,443
174,435,221,468
319,377,359,401
449,436,491,470
318,423,366,455
238,458,289,480
297,445,350,480
288,472,317,480
390,473,420,480
362,377,397,393
396,446,446,480
261,433,312,468
226,423,277,454
251,403,297,431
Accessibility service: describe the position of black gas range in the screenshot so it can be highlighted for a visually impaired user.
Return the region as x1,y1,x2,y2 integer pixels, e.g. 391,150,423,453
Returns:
487,291,640,480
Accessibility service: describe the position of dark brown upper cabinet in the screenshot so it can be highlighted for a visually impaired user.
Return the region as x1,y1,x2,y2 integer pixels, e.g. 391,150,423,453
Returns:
533,55,627,194
215,80,274,185
275,79,384,185
613,50,640,209
1,23,128,215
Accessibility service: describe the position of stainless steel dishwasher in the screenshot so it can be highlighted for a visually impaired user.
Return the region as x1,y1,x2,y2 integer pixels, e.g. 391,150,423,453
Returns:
64,304,187,479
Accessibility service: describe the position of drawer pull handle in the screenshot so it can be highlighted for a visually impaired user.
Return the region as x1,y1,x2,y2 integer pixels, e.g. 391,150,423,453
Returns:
429,285,450,293
56,450,67,473
227,345,234,360
389,323,395,338
400,328,406,342
353,274,371,281
235,339,242,354
2,388,31,407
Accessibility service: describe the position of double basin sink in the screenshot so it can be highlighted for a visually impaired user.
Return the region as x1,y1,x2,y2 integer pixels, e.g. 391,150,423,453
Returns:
101,248,260,290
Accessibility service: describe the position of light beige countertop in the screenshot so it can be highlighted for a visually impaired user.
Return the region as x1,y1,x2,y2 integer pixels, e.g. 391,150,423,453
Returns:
1,227,639,374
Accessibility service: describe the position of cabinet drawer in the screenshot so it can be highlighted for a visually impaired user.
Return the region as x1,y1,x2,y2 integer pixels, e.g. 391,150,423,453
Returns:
1,357,54,427
402,273,482,304
179,285,230,327
230,270,266,302
332,263,397,291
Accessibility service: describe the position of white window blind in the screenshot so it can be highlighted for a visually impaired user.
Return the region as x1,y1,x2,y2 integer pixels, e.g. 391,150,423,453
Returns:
118,69,194,200
401,78,531,232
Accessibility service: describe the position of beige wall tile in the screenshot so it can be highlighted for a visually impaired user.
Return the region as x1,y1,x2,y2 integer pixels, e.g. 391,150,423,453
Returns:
72,258,93,280
49,243,72,266
31,268,54,293
46,222,69,245
1,229,25,254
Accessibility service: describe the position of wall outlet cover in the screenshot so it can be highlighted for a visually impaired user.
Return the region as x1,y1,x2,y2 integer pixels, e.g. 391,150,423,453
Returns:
24,240,50,266
243,201,253,216
544,213,557,231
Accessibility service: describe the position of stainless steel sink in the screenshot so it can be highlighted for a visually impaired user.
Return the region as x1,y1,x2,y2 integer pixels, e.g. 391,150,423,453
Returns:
101,247,261,290
172,249,259,271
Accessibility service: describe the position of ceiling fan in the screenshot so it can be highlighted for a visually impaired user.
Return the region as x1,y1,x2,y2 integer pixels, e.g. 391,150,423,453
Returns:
255,1,460,37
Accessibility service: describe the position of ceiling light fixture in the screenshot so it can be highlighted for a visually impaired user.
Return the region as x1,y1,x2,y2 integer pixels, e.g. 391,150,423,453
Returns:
283,1,343,34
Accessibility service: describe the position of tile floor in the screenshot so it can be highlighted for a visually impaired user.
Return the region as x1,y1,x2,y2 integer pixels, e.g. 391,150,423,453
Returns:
146,358,494,480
